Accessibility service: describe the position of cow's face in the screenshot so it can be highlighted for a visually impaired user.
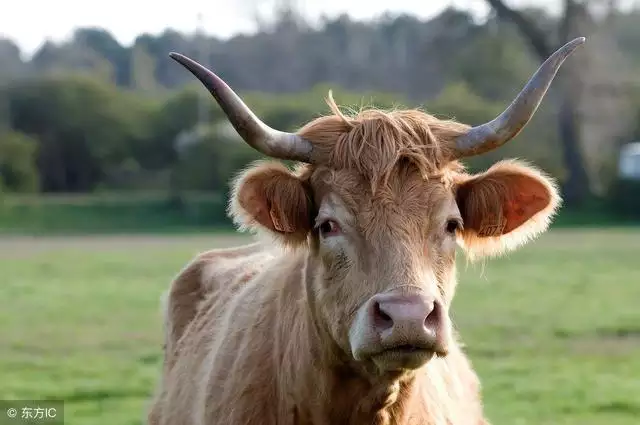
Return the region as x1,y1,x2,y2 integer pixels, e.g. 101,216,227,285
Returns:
230,154,559,374
307,163,460,373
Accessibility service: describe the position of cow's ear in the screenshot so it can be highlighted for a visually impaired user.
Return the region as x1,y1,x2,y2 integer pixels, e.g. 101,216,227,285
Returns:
455,160,561,260
229,161,313,247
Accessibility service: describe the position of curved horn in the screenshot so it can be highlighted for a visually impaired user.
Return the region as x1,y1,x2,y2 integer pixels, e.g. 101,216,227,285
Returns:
168,53,314,163
453,37,586,159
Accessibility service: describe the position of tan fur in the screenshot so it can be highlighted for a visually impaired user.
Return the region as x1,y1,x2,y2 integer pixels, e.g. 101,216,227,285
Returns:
148,96,560,425
454,159,561,260
229,161,314,247
299,92,468,191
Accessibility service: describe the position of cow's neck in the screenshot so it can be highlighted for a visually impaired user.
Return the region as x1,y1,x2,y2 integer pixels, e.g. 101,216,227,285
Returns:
283,251,425,425
324,367,424,425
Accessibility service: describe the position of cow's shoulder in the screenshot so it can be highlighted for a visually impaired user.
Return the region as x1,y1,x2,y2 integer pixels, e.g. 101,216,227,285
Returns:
149,241,282,425
197,241,276,293
162,241,275,354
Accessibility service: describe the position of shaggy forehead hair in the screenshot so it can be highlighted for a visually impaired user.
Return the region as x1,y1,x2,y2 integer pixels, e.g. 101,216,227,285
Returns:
297,93,470,191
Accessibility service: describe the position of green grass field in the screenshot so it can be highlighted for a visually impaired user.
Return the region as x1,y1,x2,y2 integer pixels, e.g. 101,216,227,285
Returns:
1,228,639,425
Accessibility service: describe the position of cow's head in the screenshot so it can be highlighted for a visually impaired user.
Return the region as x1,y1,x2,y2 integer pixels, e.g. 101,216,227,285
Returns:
169,38,583,375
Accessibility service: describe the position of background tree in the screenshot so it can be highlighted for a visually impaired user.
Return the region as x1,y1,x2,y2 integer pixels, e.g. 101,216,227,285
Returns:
0,4,638,208
483,0,637,205
0,131,39,192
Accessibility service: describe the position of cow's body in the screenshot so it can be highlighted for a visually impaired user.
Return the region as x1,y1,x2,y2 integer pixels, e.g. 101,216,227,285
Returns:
149,243,487,425
148,38,585,425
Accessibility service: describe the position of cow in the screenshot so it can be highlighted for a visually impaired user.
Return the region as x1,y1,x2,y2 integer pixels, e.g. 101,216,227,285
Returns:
147,37,585,425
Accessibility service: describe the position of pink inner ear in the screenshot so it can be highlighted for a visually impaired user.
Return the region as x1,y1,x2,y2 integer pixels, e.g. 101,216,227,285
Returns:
269,206,295,233
238,187,273,230
238,186,296,234
501,178,550,234
235,164,313,238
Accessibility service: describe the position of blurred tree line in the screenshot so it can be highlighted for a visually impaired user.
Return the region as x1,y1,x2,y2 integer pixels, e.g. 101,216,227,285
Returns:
0,3,639,217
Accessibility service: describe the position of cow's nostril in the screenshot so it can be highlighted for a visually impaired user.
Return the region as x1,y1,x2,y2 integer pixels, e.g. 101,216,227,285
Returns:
373,301,393,329
424,301,439,328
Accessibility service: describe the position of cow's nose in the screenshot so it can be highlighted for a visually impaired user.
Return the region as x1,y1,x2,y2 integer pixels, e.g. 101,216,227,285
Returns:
370,292,444,351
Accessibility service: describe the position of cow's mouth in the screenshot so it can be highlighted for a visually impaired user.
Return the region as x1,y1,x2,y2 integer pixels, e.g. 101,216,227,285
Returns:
390,344,426,353
369,344,436,371
377,345,435,357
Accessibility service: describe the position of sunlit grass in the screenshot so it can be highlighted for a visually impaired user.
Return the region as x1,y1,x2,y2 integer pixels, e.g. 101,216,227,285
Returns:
0,229,638,425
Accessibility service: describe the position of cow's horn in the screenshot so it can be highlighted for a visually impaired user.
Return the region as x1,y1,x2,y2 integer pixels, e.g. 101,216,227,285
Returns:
169,53,314,163
453,37,586,159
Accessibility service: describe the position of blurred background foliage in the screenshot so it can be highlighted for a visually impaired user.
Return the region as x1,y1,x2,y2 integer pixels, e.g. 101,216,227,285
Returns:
1,2,639,233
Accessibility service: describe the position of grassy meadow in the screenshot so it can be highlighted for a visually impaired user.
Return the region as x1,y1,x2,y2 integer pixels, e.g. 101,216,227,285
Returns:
1,228,639,425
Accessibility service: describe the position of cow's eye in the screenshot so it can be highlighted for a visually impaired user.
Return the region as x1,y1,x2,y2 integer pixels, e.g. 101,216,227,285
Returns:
445,219,460,234
319,220,341,237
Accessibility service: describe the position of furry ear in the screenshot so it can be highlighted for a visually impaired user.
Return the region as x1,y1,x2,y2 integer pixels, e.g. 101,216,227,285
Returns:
455,159,561,260
229,161,313,247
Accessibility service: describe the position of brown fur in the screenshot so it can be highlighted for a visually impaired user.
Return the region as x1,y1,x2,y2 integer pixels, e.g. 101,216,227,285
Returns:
300,92,468,191
147,95,560,425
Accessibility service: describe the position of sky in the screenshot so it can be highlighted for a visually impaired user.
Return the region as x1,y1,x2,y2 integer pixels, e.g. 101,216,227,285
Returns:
0,0,568,59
